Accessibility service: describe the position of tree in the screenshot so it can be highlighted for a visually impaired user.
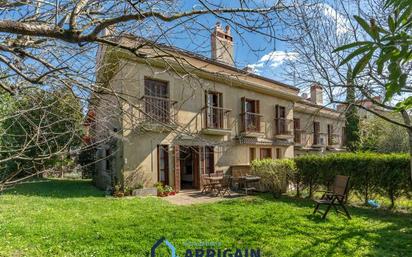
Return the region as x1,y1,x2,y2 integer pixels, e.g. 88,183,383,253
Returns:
283,0,411,178
0,88,83,187
334,0,412,178
0,1,296,188
345,68,360,151
359,116,409,153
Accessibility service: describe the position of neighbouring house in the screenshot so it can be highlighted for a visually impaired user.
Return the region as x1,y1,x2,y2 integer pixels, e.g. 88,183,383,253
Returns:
84,23,346,191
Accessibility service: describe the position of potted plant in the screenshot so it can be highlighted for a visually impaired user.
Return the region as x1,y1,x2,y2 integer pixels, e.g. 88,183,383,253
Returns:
113,184,124,198
124,186,133,196
154,182,165,197
164,185,174,196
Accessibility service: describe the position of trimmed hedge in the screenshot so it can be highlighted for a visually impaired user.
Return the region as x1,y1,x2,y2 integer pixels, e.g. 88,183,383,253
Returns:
249,153,411,208
251,159,296,197
294,153,411,208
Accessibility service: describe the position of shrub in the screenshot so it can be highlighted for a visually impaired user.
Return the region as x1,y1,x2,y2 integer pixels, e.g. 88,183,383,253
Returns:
251,159,297,197
294,152,411,208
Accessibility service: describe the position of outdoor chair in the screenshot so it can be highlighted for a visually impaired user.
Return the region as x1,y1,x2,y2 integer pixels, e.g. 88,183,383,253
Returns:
313,175,351,219
215,175,232,197
200,174,212,194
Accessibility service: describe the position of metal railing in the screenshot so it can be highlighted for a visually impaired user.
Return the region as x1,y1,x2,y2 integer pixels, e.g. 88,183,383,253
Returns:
203,106,231,130
240,112,262,132
141,95,176,123
274,118,293,136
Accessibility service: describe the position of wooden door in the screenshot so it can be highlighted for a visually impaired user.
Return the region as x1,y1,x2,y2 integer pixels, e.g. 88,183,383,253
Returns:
173,145,180,192
193,147,200,189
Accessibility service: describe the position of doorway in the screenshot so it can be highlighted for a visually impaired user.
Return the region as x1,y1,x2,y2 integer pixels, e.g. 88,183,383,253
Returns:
179,146,200,189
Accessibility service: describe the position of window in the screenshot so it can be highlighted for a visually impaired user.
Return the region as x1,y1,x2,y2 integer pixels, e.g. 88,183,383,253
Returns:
293,118,301,143
241,97,260,132
144,78,170,123
327,124,333,145
249,148,256,163
204,146,214,175
158,145,169,185
275,105,288,135
313,121,320,145
276,148,282,159
260,148,272,159
205,91,223,129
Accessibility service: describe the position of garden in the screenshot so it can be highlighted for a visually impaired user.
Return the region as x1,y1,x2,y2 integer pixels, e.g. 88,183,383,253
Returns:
0,152,411,257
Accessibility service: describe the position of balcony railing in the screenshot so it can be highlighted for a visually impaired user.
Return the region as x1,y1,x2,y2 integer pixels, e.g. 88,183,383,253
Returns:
203,106,231,130
274,118,293,136
141,95,177,123
240,112,262,133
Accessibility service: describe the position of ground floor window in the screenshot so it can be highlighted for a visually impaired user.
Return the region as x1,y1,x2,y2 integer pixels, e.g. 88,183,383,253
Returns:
260,148,272,159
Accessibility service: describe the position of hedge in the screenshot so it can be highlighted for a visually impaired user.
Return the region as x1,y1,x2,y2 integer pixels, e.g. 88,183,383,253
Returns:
251,159,296,197
295,153,411,208
251,153,411,208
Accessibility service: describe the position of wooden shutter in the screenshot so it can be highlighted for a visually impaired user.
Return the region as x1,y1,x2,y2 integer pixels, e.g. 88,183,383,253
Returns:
241,97,246,132
173,145,180,192
256,100,260,131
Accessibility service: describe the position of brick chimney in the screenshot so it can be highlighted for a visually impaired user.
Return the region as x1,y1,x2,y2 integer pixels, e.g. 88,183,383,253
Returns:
211,22,234,65
310,83,323,105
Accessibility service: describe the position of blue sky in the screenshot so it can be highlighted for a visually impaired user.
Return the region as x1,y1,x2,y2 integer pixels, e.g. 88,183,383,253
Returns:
156,0,352,87
161,0,293,84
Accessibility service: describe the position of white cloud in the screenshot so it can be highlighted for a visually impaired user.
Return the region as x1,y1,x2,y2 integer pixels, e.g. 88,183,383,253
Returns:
247,51,298,74
318,3,350,35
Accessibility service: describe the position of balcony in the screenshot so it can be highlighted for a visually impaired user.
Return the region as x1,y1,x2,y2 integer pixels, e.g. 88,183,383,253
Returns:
240,112,263,137
274,118,294,139
201,106,232,136
139,95,177,131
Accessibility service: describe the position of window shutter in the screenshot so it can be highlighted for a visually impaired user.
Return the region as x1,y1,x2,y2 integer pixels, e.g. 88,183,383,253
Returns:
256,100,260,114
241,97,246,113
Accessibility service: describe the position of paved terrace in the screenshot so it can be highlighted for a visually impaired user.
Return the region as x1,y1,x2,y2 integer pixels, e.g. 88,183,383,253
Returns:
164,190,246,205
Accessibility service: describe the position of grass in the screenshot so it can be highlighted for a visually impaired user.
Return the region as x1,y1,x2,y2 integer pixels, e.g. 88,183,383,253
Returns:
0,179,411,257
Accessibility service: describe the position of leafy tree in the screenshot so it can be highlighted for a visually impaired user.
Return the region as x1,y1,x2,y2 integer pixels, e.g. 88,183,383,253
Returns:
345,68,360,151
0,89,83,184
359,116,409,153
334,0,412,179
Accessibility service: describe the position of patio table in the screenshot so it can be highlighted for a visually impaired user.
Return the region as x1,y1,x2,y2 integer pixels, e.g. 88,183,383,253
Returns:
238,176,261,195
204,176,223,192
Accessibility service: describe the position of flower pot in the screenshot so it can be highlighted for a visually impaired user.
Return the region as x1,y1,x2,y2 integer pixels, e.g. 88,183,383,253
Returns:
115,192,124,198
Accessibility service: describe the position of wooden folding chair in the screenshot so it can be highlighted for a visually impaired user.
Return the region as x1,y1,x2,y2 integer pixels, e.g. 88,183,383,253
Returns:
215,175,232,197
200,174,212,194
313,175,351,219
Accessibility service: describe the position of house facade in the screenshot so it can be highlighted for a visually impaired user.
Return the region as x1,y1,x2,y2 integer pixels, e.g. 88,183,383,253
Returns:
87,23,346,191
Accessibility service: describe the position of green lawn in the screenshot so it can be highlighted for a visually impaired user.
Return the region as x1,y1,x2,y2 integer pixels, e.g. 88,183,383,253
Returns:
0,179,411,257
